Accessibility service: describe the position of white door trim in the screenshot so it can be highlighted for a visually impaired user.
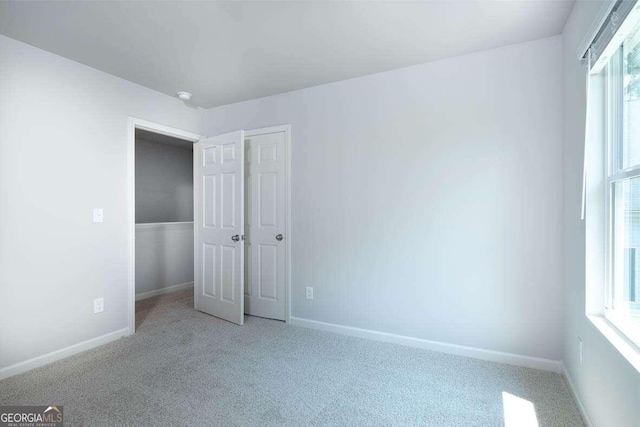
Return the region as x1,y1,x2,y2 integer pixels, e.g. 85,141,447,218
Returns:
245,125,292,323
127,117,203,335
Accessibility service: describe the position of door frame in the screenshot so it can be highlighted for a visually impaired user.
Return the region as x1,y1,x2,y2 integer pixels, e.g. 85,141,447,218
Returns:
127,117,203,335
245,124,292,323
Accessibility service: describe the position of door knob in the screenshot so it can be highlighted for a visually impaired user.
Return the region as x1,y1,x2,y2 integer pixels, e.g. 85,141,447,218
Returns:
276,234,283,241
231,235,240,242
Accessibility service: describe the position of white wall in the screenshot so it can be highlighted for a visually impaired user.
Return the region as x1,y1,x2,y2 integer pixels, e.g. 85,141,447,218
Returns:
205,36,564,361
135,223,193,297
562,1,640,426
0,34,204,372
135,138,193,223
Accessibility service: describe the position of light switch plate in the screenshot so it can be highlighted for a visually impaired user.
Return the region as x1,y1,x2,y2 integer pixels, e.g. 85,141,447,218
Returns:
93,208,104,223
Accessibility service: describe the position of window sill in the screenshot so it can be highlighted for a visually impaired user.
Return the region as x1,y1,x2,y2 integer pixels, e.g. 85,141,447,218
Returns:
587,315,640,373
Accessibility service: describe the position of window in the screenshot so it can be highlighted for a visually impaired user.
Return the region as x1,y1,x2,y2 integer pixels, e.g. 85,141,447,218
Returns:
605,18,640,346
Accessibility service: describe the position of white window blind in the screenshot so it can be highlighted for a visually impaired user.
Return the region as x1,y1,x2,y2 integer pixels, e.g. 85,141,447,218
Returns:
586,0,639,70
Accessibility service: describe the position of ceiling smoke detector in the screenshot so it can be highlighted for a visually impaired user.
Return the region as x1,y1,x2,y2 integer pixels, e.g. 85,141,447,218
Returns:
177,91,192,101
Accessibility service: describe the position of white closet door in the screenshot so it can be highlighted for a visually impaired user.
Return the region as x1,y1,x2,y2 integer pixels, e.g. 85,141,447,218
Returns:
194,130,244,325
244,131,286,320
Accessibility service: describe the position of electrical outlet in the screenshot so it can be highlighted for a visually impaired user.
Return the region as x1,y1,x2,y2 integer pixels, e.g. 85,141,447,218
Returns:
578,338,583,364
94,298,104,314
306,287,314,300
93,208,104,223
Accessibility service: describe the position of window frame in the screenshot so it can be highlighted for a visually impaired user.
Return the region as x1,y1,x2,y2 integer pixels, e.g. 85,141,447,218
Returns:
603,42,640,347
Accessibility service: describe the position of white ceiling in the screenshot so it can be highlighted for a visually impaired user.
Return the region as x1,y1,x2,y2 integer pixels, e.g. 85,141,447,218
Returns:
0,1,575,108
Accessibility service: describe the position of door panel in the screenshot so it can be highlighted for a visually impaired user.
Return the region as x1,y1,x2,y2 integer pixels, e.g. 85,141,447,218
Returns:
259,173,277,226
203,175,216,227
221,245,236,302
221,172,236,228
244,131,286,320
194,130,244,325
259,244,278,300
203,243,216,297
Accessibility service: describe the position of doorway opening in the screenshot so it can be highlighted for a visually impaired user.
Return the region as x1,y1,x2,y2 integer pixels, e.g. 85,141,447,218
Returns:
128,119,202,333
134,128,198,329
128,120,291,334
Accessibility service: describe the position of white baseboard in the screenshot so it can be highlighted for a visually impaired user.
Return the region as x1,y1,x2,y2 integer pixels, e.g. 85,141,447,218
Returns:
135,281,193,301
0,328,129,381
289,316,562,373
561,362,593,427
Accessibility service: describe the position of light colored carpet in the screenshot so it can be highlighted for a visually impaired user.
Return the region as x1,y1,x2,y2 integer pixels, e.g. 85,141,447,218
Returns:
0,289,583,426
